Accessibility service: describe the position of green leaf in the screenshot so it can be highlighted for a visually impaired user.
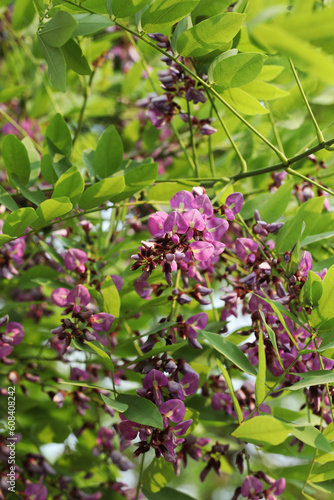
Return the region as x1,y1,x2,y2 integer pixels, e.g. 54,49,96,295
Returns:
251,23,334,86
85,340,115,372
101,276,120,319
149,182,193,203
171,15,193,54
73,14,114,36
57,379,113,392
203,331,257,376
111,0,152,18
12,0,35,30
310,462,334,483
288,370,334,391
217,359,243,424
210,52,265,90
259,311,284,371
52,166,85,205
290,426,332,453
143,487,195,500
259,180,293,223
100,393,128,412
220,88,268,115
0,85,28,103
141,0,200,33
3,208,38,237
41,114,72,184
0,185,19,212
116,394,164,429
39,11,77,48
191,0,231,24
93,125,124,178
22,137,41,187
60,39,91,76
275,197,325,252
300,271,323,308
232,416,291,446
10,175,46,207
3,134,31,187
241,80,289,100
38,37,66,92
78,176,125,210
301,231,334,247
111,159,158,202
258,64,284,81
142,459,174,493
311,265,334,327
255,328,266,406
35,197,73,223
177,13,245,57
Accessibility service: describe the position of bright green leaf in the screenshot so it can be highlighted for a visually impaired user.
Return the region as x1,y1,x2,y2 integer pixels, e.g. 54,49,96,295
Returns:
78,176,125,210
35,197,73,223
3,134,31,187
203,331,257,376
100,393,128,412
217,359,243,424
52,166,85,205
232,416,291,446
141,0,200,33
290,426,332,453
111,0,152,18
101,276,120,319
3,208,38,237
38,37,67,92
93,125,124,178
255,329,266,405
142,459,174,493
210,52,265,90
73,13,114,36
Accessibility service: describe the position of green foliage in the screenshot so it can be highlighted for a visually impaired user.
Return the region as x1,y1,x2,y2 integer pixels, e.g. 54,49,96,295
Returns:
142,459,175,493
232,416,291,446
141,0,200,32
93,125,124,178
2,134,31,187
78,176,125,209
116,394,164,429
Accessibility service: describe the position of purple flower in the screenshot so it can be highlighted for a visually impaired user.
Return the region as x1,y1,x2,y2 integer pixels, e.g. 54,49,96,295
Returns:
148,211,168,238
224,193,244,221
159,399,186,428
110,274,124,291
183,209,205,231
298,251,312,278
4,322,24,345
142,369,168,405
269,478,286,496
205,218,229,241
0,342,13,358
96,427,114,452
186,313,208,337
91,313,115,332
235,238,258,262
241,476,263,499
201,123,217,135
164,211,189,235
181,372,200,396
24,478,48,500
170,190,194,211
64,248,88,273
192,194,213,217
67,285,91,313
190,241,215,261
51,287,69,307
134,280,152,300
185,87,206,104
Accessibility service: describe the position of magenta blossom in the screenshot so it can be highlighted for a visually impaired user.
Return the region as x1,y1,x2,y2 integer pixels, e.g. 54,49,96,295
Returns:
140,369,168,405
298,251,312,278
164,211,188,235
183,209,205,231
134,279,152,300
190,241,215,261
204,218,229,241
24,478,48,500
241,475,263,499
67,285,91,313
110,274,124,291
91,313,115,332
170,190,194,211
64,248,88,273
51,287,70,307
148,211,168,238
192,194,213,217
4,322,24,345
159,399,186,428
224,193,244,221
235,238,258,263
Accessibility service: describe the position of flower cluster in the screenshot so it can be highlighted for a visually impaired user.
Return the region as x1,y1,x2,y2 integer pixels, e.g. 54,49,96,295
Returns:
0,315,24,363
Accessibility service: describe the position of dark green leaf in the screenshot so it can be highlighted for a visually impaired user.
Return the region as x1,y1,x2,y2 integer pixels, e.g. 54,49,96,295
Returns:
100,393,128,412
39,11,77,48
116,394,164,429
60,39,91,76
38,37,67,92
203,331,257,376
0,186,19,212
72,13,114,36
78,176,125,209
141,0,200,33
93,125,124,178
143,487,194,500
3,134,31,187
111,0,152,18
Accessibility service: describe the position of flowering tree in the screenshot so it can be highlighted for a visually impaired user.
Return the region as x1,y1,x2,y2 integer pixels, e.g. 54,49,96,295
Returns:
1,1,334,499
